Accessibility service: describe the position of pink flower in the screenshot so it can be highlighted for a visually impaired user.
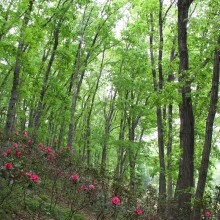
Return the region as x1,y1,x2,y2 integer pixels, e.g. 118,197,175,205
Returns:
27,171,33,177
70,174,79,180
7,149,12,154
2,152,7,156
204,211,211,217
66,146,71,150
89,184,95,189
13,143,18,148
23,132,28,138
38,143,44,147
81,185,87,190
28,140,33,144
14,131,19,135
49,155,55,163
30,174,40,182
4,163,13,169
111,196,121,205
38,146,43,151
135,209,143,215
15,150,22,156
46,146,53,154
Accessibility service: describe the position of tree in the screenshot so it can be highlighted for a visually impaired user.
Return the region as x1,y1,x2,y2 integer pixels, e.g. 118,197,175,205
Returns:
172,1,195,219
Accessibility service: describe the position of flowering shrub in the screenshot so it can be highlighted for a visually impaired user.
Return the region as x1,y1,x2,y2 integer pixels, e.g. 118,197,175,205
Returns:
4,131,218,220
135,209,143,215
70,174,79,180
111,196,121,205
4,163,13,169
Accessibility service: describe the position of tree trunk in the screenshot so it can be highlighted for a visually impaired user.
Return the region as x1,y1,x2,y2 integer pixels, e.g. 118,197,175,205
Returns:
33,28,59,141
173,1,194,219
85,50,104,167
167,35,176,202
193,36,220,220
101,90,116,171
5,0,34,135
150,9,166,217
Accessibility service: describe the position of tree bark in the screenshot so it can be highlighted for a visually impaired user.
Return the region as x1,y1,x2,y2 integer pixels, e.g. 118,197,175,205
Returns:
167,35,176,202
193,36,220,220
173,1,194,219
5,0,34,134
150,8,166,217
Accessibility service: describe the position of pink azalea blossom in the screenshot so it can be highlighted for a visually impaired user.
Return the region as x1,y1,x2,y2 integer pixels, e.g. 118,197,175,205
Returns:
7,149,12,154
14,131,19,135
13,143,18,148
204,211,211,217
2,152,7,156
4,163,13,169
38,143,44,147
28,140,33,144
81,185,87,190
49,155,55,163
70,174,79,180
111,196,121,205
23,132,28,138
15,150,22,156
66,146,71,150
135,209,143,215
89,184,95,189
30,174,40,182
27,171,33,177
38,146,43,151
46,146,53,154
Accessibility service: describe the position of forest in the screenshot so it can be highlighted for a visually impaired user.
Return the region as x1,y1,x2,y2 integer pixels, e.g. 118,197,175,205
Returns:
0,0,220,219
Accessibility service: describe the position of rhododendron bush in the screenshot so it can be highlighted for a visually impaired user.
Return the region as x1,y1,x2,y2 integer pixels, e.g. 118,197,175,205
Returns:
0,132,218,219
0,132,160,219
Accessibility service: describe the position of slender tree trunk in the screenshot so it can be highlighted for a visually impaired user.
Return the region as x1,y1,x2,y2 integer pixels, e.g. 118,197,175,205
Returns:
101,90,116,171
85,51,104,167
193,36,220,220
128,115,136,191
115,110,127,179
167,36,176,202
5,0,34,135
33,28,59,141
20,99,27,132
150,9,166,217
173,1,194,219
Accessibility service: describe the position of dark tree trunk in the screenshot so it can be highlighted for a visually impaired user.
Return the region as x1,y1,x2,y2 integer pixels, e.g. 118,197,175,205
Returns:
193,36,220,220
5,0,34,135
127,114,136,191
116,111,127,179
150,8,166,217
173,1,194,219
167,36,176,203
